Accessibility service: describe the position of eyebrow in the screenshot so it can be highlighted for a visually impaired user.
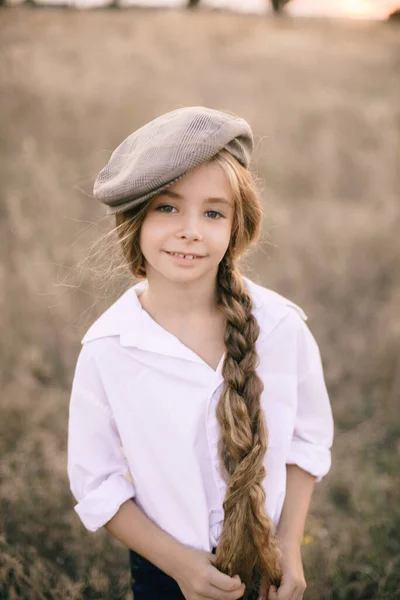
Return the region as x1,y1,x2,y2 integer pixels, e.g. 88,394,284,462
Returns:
158,190,232,206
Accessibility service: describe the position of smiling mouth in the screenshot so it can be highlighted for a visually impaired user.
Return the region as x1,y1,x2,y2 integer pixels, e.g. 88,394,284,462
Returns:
164,251,205,260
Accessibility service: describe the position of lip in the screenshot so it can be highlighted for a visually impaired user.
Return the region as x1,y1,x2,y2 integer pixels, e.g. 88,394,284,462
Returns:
163,250,206,262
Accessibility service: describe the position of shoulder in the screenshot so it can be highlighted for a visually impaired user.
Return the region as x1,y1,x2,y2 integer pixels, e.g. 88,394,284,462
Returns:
244,276,308,320
80,281,145,346
243,276,308,340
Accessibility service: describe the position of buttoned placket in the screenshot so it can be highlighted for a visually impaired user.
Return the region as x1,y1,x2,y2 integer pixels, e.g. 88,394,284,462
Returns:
204,359,226,548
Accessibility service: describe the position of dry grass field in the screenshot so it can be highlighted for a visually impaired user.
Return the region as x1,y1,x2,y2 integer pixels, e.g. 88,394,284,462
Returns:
1,6,399,599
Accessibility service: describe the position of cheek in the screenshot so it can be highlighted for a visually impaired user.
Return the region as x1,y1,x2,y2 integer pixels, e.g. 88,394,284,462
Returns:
139,221,153,257
139,218,165,257
215,220,233,249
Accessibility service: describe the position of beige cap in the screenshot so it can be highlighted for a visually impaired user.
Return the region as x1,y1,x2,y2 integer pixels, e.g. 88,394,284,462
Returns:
93,106,254,214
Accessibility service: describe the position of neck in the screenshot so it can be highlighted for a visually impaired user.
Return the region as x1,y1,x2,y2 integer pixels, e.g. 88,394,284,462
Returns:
139,270,220,320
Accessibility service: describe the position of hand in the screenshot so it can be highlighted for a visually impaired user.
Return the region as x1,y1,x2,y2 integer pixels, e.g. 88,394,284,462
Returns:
174,547,246,600
258,543,307,600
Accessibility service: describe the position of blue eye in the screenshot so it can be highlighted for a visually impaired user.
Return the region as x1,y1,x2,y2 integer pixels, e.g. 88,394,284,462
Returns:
155,205,223,219
206,210,224,219
156,204,175,213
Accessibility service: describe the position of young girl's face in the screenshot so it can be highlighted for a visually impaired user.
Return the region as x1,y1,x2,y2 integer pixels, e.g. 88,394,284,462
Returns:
139,161,234,286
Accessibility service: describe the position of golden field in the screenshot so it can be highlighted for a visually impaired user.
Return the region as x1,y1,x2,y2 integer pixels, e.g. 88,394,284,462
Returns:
0,6,399,599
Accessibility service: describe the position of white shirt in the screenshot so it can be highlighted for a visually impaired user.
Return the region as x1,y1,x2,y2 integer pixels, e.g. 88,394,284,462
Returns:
67,276,334,551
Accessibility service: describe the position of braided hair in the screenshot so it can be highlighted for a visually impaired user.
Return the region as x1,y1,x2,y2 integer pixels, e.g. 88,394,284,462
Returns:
215,256,282,598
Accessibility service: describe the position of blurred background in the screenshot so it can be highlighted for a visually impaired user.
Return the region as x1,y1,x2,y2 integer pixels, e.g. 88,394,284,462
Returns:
1,1,399,599
2,0,400,17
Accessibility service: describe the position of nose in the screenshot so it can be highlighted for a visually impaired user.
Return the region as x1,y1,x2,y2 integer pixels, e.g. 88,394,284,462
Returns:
176,214,203,242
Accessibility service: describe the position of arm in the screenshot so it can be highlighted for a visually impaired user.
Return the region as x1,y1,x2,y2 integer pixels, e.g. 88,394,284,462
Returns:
265,318,334,599
275,317,333,548
276,464,316,549
263,466,313,599
285,318,334,484
68,346,244,598
68,345,188,576
104,499,193,579
68,346,136,532
105,501,246,599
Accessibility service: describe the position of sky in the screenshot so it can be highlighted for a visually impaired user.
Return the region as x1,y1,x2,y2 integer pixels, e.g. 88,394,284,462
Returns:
131,0,399,20
285,0,398,19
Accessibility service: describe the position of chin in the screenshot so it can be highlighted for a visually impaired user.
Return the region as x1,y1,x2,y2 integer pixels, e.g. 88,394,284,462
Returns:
157,264,213,285
145,256,220,284
162,270,205,285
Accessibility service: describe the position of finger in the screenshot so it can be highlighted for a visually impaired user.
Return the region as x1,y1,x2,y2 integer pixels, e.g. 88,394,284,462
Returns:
206,580,246,600
268,585,278,600
208,567,243,592
279,583,304,600
275,584,294,600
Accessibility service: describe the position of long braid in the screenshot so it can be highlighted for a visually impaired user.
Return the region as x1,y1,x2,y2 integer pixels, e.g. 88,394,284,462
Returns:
214,255,283,599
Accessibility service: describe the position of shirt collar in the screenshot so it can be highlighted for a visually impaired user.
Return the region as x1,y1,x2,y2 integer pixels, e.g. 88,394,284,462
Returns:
81,277,307,352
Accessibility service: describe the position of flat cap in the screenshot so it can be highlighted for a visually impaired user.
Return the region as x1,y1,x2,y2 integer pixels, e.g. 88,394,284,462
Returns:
93,106,254,214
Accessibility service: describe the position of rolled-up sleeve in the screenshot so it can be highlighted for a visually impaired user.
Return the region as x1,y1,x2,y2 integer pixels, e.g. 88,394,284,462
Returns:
67,344,136,532
286,319,334,483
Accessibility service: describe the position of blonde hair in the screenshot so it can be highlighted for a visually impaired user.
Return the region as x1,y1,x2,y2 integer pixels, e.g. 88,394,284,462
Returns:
115,150,282,598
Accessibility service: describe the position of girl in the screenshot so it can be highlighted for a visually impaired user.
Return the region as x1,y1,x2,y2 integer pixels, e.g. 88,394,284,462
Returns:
67,106,334,600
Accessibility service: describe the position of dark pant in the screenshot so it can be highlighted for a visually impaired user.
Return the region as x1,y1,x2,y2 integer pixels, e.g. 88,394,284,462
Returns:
129,548,260,600
129,547,217,599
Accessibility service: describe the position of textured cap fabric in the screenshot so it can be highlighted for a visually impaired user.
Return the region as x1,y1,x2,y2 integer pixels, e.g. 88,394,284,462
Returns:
93,106,254,214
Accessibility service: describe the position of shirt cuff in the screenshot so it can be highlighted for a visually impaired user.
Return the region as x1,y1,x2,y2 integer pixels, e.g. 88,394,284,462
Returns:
73,473,136,532
286,439,332,483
